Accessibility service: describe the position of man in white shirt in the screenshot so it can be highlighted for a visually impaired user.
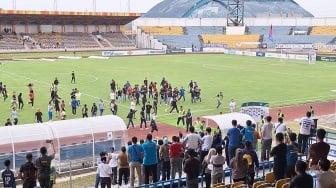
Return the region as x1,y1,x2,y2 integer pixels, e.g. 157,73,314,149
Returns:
200,127,214,163
298,111,315,154
108,147,118,185
229,99,236,113
183,126,203,151
98,156,112,188
274,117,287,135
316,159,336,188
110,91,116,103
260,116,273,162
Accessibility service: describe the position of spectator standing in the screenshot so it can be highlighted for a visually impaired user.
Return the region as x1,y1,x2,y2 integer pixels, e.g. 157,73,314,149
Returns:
127,137,143,188
298,111,315,154
50,161,56,188
19,153,37,188
159,138,170,181
227,120,241,163
169,136,183,179
200,127,213,163
210,146,226,185
202,148,216,188
1,160,17,188
286,133,299,178
242,141,259,186
240,120,255,145
307,129,330,169
289,160,313,188
270,133,287,180
108,147,118,185
230,148,248,182
260,116,273,162
316,159,336,188
117,146,129,186
183,149,201,188
274,117,287,135
142,133,158,184
98,156,112,188
35,141,56,188
252,124,260,150
183,126,202,151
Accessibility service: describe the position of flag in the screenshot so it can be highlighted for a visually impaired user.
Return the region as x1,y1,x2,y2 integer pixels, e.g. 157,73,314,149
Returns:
268,25,273,42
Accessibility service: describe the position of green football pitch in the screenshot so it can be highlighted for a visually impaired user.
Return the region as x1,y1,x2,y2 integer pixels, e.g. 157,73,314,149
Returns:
0,53,336,126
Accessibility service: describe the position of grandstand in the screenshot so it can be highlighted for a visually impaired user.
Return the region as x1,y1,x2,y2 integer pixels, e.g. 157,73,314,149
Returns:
0,10,140,51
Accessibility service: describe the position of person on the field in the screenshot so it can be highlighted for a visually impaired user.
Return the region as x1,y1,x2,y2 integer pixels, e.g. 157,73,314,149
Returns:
71,70,75,84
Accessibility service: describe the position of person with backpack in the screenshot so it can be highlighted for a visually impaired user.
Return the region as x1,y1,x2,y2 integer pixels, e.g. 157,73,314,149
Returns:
1,159,17,188
242,141,259,186
35,141,56,188
19,153,37,188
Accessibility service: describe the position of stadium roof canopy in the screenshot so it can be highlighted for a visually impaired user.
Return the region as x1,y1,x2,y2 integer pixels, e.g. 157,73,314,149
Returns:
143,0,313,18
0,10,141,25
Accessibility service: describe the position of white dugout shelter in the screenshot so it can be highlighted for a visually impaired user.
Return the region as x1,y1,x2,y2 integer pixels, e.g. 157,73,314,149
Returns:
0,115,127,171
203,112,256,136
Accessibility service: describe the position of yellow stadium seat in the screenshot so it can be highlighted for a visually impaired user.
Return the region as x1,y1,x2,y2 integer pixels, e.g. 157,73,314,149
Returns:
310,26,336,35
201,34,260,49
231,181,245,188
265,172,275,184
253,181,267,188
275,178,291,188
282,182,290,188
140,26,184,35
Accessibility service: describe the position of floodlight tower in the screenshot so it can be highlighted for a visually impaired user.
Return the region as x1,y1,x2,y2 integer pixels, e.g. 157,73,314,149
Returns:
93,0,97,12
227,0,244,26
53,0,58,11
12,0,16,10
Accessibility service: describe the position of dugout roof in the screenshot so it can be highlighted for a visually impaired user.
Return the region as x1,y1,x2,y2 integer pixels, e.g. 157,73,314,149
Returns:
0,10,141,25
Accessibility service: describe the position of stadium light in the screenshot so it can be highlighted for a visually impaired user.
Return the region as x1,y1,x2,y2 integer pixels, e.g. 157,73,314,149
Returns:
54,0,57,11
93,0,96,12
12,0,16,10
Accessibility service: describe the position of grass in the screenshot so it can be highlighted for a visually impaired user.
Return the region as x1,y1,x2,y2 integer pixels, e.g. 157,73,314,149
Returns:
0,53,336,126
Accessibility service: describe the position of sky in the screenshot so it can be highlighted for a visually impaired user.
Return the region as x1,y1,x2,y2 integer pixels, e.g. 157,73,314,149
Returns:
0,0,335,17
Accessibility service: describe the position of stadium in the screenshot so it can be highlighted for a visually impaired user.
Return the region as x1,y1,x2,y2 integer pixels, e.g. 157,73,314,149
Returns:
0,0,336,187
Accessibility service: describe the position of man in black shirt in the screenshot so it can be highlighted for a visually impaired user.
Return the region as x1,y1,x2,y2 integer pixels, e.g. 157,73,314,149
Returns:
270,133,287,180
19,153,37,188
289,160,313,188
183,149,201,188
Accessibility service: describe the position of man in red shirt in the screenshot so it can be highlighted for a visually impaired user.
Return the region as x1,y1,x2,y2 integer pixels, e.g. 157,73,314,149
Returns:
307,128,330,169
169,136,183,179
